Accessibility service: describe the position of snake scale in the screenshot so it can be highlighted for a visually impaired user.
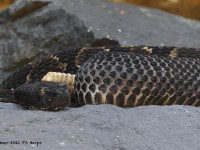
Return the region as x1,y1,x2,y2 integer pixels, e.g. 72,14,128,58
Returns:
1,46,200,111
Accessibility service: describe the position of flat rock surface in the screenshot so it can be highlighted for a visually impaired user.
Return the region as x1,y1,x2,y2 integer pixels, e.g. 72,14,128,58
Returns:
0,104,200,150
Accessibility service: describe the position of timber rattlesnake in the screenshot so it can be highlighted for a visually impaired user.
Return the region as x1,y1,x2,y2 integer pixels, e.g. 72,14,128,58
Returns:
1,46,200,111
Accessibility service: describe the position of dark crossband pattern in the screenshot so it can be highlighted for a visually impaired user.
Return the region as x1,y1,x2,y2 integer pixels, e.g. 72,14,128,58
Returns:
75,51,200,107
1,46,200,110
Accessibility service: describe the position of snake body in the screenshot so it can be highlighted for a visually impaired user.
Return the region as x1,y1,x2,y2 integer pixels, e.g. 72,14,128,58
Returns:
75,51,200,107
1,46,200,110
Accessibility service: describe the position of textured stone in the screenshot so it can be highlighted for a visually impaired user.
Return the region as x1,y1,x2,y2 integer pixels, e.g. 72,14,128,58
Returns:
53,0,200,47
0,104,200,150
0,0,95,81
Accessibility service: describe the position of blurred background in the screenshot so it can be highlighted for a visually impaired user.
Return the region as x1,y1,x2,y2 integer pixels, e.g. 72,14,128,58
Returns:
1,0,199,20
113,0,200,20
0,0,15,10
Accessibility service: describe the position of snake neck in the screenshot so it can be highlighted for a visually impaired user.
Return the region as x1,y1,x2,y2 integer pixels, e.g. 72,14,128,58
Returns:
41,72,75,96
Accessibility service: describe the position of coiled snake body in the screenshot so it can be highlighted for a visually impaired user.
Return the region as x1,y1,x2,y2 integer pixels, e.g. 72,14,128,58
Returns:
1,46,200,111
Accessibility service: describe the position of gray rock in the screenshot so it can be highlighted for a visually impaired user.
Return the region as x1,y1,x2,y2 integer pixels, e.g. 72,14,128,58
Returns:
53,0,200,47
0,104,199,150
1,0,200,81
0,0,95,81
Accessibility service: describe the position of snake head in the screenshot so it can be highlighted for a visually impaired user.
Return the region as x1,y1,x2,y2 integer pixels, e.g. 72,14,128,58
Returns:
14,81,71,111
